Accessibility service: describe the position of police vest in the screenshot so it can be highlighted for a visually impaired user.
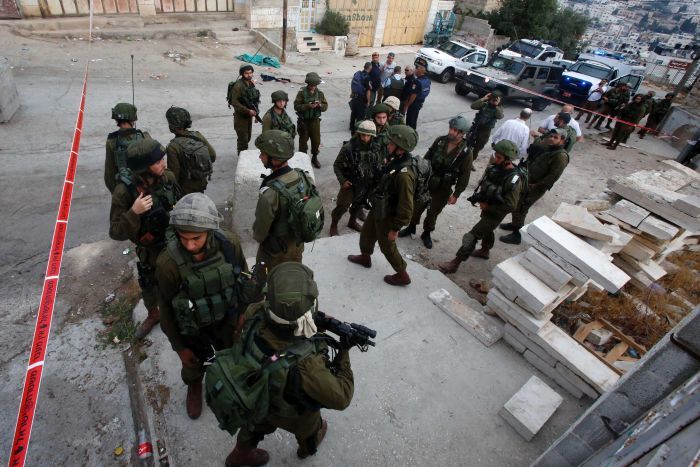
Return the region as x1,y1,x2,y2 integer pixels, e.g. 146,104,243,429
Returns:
350,71,366,95
168,231,248,336
300,88,322,120
416,76,431,102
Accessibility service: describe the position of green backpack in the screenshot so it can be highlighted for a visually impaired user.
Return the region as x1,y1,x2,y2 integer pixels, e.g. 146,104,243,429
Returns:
410,154,432,206
173,134,214,182
205,316,324,435
269,169,325,243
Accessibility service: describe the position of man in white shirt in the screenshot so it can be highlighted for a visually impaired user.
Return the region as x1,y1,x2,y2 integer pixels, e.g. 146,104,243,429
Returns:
491,108,532,159
378,52,396,102
538,104,583,145
575,79,608,123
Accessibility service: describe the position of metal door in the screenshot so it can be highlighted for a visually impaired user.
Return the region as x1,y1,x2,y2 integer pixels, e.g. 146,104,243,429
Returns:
329,0,379,47
383,0,430,45
155,0,232,13
297,0,317,32
0,0,21,18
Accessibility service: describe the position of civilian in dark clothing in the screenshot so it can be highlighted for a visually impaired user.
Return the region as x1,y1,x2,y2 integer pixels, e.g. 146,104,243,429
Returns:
369,51,382,107
349,62,372,132
401,65,416,110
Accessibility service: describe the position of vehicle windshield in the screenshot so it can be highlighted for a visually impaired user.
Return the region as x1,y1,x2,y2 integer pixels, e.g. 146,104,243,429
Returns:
489,57,525,75
568,62,613,79
506,40,545,58
438,41,471,58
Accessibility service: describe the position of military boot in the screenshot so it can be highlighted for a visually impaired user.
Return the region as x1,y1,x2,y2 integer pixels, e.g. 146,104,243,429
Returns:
470,247,490,259
135,307,160,340
225,440,270,467
398,223,416,238
298,420,328,459
384,270,411,286
311,154,321,169
606,142,618,150
500,231,522,245
347,254,371,268
357,209,367,221
329,218,340,237
499,222,517,231
347,215,363,232
186,379,203,419
420,231,433,249
438,257,463,274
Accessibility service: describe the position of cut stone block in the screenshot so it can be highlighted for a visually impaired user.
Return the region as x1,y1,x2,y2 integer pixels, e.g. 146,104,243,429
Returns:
503,331,526,354
638,215,680,241
618,254,667,281
609,199,650,227
554,362,599,399
0,57,20,123
584,327,612,346
621,238,656,262
520,248,573,292
492,255,559,317
673,195,700,218
486,288,551,335
584,224,633,254
552,202,615,241
661,160,700,182
505,324,557,367
613,257,653,289
527,217,630,293
523,350,584,399
521,226,589,286
499,375,564,441
428,289,503,347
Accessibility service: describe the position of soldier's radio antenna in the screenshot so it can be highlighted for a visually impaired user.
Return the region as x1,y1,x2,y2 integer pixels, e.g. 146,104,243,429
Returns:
131,54,135,106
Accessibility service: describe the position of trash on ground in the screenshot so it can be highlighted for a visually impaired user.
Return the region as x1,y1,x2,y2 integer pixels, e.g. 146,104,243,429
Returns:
163,50,191,63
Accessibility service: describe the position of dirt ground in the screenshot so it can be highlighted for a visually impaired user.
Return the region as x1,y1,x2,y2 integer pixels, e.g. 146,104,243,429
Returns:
0,23,685,464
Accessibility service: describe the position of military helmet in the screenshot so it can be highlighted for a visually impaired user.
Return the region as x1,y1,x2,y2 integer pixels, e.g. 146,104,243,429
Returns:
386,125,419,152
355,120,377,137
239,63,254,75
490,90,503,98
267,263,319,321
492,140,518,161
305,72,322,85
170,193,223,232
165,106,192,129
126,139,166,174
372,103,391,116
448,116,469,133
384,96,401,112
112,102,137,122
255,130,295,161
271,90,289,102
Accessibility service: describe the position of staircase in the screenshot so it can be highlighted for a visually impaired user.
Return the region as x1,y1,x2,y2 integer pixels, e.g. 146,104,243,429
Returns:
296,33,334,53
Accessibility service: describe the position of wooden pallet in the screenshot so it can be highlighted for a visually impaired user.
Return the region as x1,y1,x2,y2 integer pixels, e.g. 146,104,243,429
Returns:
573,319,647,375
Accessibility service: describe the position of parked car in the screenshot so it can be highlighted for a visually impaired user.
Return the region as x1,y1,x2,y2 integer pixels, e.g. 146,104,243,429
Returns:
498,39,564,62
557,54,644,104
415,40,489,83
454,56,564,111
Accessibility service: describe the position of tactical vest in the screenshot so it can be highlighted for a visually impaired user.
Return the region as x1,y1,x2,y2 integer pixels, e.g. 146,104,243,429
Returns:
427,136,469,191
172,132,214,183
301,88,322,120
267,109,297,138
109,128,146,172
168,231,248,336
473,104,500,130
342,139,380,186
370,153,428,219
118,170,179,248
477,164,524,205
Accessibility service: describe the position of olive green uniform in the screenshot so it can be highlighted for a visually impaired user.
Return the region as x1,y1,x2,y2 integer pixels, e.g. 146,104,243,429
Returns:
253,167,306,268
388,112,405,126
470,100,504,157
229,78,260,154
332,138,381,221
511,146,569,228
262,107,297,139
237,302,354,449
457,165,524,260
156,229,248,384
294,87,328,157
412,136,472,232
562,125,577,153
360,154,416,273
104,129,151,192
639,98,672,137
166,130,217,195
610,101,645,144
109,170,179,310
591,88,630,128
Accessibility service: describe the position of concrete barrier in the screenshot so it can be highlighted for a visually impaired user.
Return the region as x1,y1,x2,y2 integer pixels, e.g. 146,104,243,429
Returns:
0,57,20,123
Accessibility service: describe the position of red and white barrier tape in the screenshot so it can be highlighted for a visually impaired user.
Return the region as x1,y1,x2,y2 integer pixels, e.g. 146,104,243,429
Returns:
8,4,92,464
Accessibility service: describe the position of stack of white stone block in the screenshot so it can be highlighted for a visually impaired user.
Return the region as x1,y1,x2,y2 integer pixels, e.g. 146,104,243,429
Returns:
488,214,627,399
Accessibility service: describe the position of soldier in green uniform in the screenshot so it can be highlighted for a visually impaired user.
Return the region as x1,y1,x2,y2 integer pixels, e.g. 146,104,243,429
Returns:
348,125,418,286
470,91,504,159
262,90,297,139
330,120,379,236
438,140,524,273
224,262,353,467
294,72,328,169
383,96,405,126
105,102,151,193
228,64,261,155
109,139,180,338
604,94,646,150
589,83,630,130
156,193,248,419
639,92,674,138
399,116,473,249
165,106,217,195
549,112,577,153
499,129,570,245
253,130,306,269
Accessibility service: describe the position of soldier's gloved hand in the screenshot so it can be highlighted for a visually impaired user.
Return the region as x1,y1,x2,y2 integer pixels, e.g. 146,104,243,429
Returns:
131,192,153,215
342,181,353,189
177,348,200,369
339,336,354,350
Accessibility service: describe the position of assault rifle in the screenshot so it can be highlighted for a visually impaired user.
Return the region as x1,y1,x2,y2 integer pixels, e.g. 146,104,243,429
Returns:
242,96,263,124
314,311,377,352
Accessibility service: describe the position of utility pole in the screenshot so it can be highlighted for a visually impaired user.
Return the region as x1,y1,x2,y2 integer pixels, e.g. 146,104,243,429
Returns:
281,0,288,64
672,52,699,99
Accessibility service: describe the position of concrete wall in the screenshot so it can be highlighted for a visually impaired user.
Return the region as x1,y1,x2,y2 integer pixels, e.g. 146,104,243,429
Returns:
533,307,700,467
0,57,20,123
373,0,388,48
455,0,501,15
252,27,298,54
19,0,41,17
248,0,283,29
658,106,700,149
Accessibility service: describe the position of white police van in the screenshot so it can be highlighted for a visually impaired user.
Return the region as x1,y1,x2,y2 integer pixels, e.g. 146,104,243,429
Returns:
415,40,489,83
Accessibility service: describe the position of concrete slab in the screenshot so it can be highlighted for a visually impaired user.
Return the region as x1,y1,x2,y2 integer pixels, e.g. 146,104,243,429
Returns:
523,350,585,400
584,224,633,254
428,288,504,347
492,255,559,317
499,376,564,441
521,226,590,287
138,234,586,466
552,203,615,242
520,247,573,292
487,288,553,335
609,199,650,227
673,195,700,218
638,215,680,241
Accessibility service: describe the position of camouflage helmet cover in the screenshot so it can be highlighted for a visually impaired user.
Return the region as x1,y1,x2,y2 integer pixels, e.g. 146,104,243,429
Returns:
305,72,322,85
384,96,401,111
491,140,519,161
112,102,137,122
448,115,469,133
386,125,419,152
372,102,391,116
255,130,295,160
271,90,289,102
169,193,223,232
355,120,377,137
165,106,192,129
266,262,319,321
126,139,166,174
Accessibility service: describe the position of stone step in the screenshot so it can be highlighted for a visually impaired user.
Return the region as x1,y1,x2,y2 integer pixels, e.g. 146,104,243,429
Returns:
211,30,256,45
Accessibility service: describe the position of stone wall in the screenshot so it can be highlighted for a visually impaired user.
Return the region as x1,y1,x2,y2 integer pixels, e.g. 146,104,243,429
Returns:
658,105,700,149
248,0,283,29
0,57,20,123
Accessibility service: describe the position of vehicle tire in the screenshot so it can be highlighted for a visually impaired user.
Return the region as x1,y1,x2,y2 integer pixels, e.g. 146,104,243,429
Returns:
439,68,454,83
455,82,469,96
531,98,549,111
